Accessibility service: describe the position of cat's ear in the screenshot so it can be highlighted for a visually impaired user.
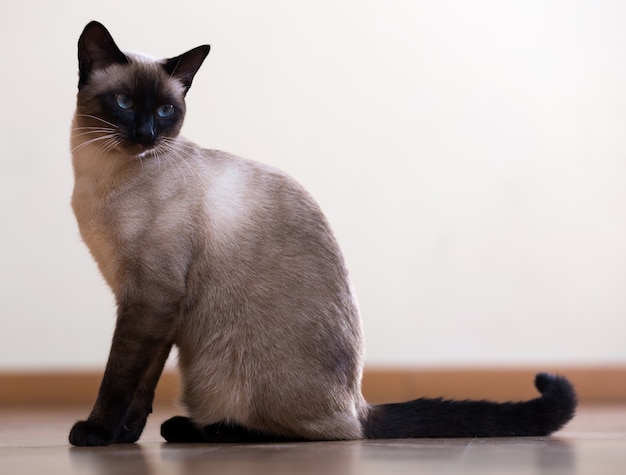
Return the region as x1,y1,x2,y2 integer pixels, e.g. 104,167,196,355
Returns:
77,21,129,90
163,45,211,95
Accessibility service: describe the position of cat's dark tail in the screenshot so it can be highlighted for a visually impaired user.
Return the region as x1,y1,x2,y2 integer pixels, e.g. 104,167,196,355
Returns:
363,373,577,438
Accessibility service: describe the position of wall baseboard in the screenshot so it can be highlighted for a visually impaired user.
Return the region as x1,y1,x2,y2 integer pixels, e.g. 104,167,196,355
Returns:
0,367,624,406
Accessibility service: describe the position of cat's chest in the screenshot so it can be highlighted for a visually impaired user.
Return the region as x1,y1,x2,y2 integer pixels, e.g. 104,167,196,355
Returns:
72,173,192,287
74,178,144,238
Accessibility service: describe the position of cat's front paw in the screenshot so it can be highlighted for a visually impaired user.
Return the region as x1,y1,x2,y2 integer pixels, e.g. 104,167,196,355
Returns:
69,420,114,446
115,414,148,444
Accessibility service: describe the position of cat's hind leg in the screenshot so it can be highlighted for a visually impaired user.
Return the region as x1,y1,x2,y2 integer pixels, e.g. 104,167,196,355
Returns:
161,416,306,443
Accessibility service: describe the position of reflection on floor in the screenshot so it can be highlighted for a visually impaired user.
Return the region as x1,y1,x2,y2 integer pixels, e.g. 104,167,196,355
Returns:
0,405,624,475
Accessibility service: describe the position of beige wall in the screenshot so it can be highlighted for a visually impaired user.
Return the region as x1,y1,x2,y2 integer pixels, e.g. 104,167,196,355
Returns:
1,1,625,369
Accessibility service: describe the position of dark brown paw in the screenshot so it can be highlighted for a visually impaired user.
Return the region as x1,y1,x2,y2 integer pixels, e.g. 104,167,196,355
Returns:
69,420,114,446
161,416,206,443
115,412,149,444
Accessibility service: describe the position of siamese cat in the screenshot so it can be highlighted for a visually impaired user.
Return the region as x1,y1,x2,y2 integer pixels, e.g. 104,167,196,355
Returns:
69,21,577,446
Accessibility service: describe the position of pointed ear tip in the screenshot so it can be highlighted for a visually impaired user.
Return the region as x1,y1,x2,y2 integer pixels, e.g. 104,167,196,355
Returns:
192,45,211,61
80,20,112,43
83,20,106,32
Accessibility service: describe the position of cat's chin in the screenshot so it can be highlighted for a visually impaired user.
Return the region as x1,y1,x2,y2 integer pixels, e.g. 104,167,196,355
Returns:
125,144,156,159
135,149,155,159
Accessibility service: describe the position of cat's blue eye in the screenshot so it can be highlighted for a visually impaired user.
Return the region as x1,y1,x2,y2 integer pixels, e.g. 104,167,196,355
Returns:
115,94,134,110
157,104,175,118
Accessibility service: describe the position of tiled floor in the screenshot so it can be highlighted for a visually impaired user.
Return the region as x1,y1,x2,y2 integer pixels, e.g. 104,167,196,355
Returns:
0,405,624,474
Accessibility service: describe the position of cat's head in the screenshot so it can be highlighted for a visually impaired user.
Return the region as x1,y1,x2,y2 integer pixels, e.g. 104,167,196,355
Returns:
74,21,210,157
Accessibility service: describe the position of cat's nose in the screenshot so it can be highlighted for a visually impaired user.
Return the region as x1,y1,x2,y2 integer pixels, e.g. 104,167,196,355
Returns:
135,118,156,145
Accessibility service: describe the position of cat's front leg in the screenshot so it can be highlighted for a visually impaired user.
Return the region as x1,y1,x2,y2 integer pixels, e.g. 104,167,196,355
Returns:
69,299,178,446
115,342,173,443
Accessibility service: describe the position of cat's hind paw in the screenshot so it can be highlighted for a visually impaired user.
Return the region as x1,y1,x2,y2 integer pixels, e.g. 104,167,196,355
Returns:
161,416,206,443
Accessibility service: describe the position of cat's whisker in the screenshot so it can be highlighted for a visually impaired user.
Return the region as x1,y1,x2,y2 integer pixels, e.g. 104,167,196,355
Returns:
72,124,116,129
75,114,118,129
170,139,202,158
137,153,145,170
77,134,124,161
71,126,116,133
155,141,193,186
71,129,117,140
160,138,203,182
103,137,123,155
71,133,120,154
88,137,121,162
155,144,186,187
71,118,120,155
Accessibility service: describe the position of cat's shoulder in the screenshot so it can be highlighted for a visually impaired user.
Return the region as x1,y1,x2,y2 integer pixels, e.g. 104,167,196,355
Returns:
195,147,298,187
190,146,315,211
